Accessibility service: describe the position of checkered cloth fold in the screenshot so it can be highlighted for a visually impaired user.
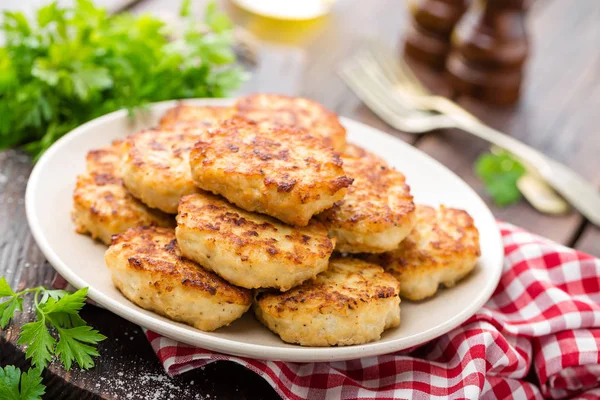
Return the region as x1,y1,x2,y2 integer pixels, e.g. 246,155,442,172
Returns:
55,222,600,399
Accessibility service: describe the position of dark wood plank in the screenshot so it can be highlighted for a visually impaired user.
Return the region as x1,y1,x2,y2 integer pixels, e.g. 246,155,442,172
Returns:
576,225,600,257
414,0,600,244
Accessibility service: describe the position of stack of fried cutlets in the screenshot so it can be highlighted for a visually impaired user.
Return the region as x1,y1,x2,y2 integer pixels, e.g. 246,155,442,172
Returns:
72,94,480,346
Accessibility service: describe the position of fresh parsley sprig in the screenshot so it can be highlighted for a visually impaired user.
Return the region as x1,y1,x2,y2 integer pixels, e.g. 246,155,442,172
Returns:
0,366,45,400
0,277,106,371
474,151,526,207
0,0,245,159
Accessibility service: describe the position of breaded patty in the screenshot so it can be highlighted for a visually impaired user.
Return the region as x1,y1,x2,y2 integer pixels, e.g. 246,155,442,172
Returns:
317,144,416,253
105,226,252,331
368,205,481,301
85,140,127,172
72,140,174,245
189,117,353,226
234,94,347,151
176,192,334,291
254,257,400,346
121,129,202,214
159,104,234,129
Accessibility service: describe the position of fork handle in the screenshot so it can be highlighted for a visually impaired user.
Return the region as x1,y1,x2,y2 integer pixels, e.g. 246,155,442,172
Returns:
454,117,600,226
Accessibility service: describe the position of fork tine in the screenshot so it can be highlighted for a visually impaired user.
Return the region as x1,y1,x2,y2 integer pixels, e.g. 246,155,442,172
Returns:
366,41,430,96
360,43,403,87
351,52,421,111
340,58,458,132
339,63,413,130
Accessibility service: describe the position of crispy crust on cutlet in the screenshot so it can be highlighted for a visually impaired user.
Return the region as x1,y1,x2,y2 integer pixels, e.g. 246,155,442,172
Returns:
85,139,127,172
159,104,234,129
254,257,400,346
176,192,334,291
367,205,481,301
234,94,347,151
72,140,173,245
189,117,353,226
105,226,252,331
317,144,416,253
121,130,202,213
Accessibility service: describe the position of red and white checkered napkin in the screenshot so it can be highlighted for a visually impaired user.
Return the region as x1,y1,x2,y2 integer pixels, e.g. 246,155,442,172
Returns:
142,222,600,400
54,222,600,399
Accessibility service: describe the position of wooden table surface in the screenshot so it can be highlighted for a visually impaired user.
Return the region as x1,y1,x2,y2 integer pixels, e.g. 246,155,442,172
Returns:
1,0,599,398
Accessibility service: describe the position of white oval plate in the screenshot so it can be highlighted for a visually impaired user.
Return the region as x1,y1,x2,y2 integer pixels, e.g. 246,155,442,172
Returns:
26,98,503,362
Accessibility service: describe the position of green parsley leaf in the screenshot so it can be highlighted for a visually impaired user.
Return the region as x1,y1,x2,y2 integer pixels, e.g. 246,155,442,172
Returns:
0,366,45,400
0,278,105,376
0,277,16,297
474,151,526,207
55,326,106,371
17,321,56,369
0,297,23,328
180,0,192,17
41,287,88,315
0,0,244,159
18,368,46,400
0,365,22,400
205,1,233,33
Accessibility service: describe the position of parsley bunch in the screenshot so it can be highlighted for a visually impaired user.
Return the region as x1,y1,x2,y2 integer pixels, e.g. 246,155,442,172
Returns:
0,0,245,159
0,278,105,371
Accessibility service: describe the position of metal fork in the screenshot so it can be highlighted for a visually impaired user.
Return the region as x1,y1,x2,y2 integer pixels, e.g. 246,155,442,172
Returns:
339,45,600,226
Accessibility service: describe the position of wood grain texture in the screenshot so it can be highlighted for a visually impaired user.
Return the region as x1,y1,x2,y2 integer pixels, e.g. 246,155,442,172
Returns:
576,225,600,257
1,0,600,399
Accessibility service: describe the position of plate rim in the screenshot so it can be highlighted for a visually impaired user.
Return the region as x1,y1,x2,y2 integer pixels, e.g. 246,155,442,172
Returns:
25,98,504,362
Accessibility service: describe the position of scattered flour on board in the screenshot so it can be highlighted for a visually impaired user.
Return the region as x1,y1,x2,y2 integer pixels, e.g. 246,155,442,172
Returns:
93,369,213,400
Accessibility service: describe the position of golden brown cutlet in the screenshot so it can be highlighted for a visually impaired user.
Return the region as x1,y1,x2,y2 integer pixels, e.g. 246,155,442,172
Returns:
367,205,481,301
158,104,234,130
176,192,334,291
254,257,400,346
317,144,416,253
234,93,347,151
189,117,353,226
105,226,252,331
120,129,203,214
72,140,174,245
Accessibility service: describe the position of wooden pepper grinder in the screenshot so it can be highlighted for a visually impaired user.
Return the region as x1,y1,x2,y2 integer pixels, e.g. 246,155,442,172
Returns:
446,0,529,105
404,0,470,69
